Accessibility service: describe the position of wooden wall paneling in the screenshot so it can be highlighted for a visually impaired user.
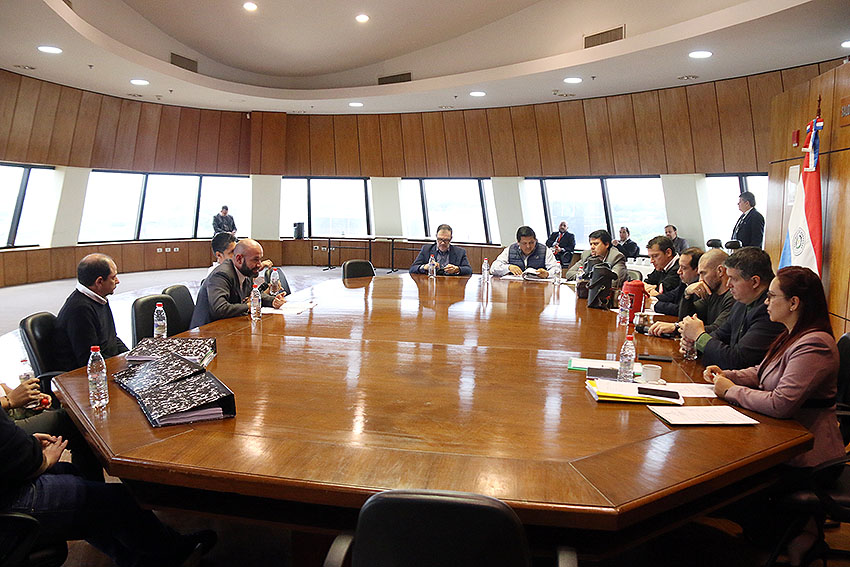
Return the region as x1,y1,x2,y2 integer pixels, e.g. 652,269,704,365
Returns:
111,99,142,171
401,113,427,177
2,250,28,286
605,95,640,175
25,249,51,283
144,243,167,271
715,77,758,173
0,250,8,286
830,314,847,339
442,111,470,177
582,98,615,175
217,111,241,174
333,115,360,176
174,107,201,172
824,151,850,321
557,101,591,176
831,63,850,152
787,81,814,162
259,112,287,175
25,81,61,164
510,105,542,176
370,240,390,269
379,114,405,177
768,91,792,164
486,107,518,177
48,87,82,166
781,64,820,91
630,91,667,174
357,115,383,177
49,247,76,280
533,104,565,176
657,87,695,173
819,58,845,75
309,115,336,176
463,109,494,177
96,244,124,270
284,114,311,176
165,242,189,269
153,105,181,172
0,70,22,159
256,239,282,265
6,77,41,163
133,103,161,171
764,161,789,268
90,96,122,169
685,83,724,173
188,240,212,267
196,110,221,174
68,91,102,168
73,246,98,267
237,112,252,174
421,112,449,177
121,243,146,273
249,111,263,174
281,239,313,265
808,70,835,154
747,71,783,171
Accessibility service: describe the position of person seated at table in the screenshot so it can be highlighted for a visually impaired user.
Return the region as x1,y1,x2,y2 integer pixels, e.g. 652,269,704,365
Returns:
644,236,680,297
564,229,626,287
207,232,237,276
409,224,472,276
651,246,702,316
703,266,844,565
610,226,639,259
191,239,286,327
54,254,128,370
490,226,559,279
545,221,576,267
0,408,216,566
679,247,784,369
665,224,688,254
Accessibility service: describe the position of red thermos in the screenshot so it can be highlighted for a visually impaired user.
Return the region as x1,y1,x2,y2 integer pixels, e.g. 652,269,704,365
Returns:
621,279,647,325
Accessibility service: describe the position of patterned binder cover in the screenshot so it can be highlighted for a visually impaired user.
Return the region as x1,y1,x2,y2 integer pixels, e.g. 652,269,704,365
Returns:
125,337,217,366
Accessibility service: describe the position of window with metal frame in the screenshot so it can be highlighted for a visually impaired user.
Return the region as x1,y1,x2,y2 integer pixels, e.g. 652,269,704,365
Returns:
78,171,145,243
196,175,251,239
309,178,371,238
421,178,488,243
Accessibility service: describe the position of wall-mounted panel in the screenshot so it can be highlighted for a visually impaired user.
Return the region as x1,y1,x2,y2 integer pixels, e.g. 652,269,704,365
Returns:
284,114,310,176
333,115,360,176
747,71,783,171
174,107,201,172
606,94,640,175
111,99,141,171
715,77,757,173
133,103,161,172
657,87,694,173
0,70,21,158
422,112,449,177
686,83,724,173
196,109,221,174
309,115,335,175
486,107,517,177
630,91,667,174
463,109,494,177
68,91,102,167
217,111,242,174
90,96,122,169
6,77,41,163
25,81,61,165
558,101,591,176
401,113,426,177
824,151,850,321
153,105,181,172
379,114,405,177
831,63,850,152
357,115,382,177
510,105,541,177
534,104,565,176
582,98,615,175
442,111,470,177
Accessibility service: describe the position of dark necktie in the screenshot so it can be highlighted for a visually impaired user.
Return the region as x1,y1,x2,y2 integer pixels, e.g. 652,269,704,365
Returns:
732,213,745,239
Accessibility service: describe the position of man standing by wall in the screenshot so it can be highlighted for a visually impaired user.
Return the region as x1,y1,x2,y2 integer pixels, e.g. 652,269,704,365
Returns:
731,191,765,248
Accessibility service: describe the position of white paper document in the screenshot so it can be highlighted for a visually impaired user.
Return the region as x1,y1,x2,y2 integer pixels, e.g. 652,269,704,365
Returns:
261,301,317,315
656,383,717,398
648,405,759,426
569,357,643,374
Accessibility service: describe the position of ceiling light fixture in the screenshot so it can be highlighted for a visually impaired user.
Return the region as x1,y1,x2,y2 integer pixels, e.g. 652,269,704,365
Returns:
438,105,455,110
130,79,149,86
563,77,582,84
355,14,369,23
37,45,62,54
349,102,364,107
688,50,712,59
243,2,258,11
842,40,850,48
13,65,36,70
469,91,486,97
677,74,699,81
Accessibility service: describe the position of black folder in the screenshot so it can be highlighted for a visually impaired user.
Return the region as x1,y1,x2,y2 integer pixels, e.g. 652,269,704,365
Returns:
125,337,217,367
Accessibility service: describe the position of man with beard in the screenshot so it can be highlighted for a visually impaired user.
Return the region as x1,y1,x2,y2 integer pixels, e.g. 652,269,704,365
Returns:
191,239,286,327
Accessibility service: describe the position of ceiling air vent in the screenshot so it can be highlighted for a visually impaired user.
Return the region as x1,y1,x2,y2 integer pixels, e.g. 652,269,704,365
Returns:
171,53,198,73
584,25,625,49
378,72,411,85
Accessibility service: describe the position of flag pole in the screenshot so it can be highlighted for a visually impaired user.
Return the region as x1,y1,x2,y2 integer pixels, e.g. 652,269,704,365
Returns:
816,95,821,119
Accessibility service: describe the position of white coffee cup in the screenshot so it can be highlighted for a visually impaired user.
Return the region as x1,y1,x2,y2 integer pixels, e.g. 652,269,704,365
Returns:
641,364,662,383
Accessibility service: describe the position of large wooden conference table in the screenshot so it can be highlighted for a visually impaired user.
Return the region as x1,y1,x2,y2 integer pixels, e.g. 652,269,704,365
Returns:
53,274,812,557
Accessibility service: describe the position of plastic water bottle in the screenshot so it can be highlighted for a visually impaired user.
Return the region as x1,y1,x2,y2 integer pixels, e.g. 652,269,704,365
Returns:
19,360,39,409
153,302,167,338
576,264,585,280
618,335,636,382
617,291,631,327
250,284,262,321
269,269,282,294
87,346,109,409
481,258,490,283
428,254,437,278
552,265,561,286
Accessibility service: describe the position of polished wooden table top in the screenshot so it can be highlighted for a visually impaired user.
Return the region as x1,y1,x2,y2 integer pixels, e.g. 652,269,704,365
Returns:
53,274,811,531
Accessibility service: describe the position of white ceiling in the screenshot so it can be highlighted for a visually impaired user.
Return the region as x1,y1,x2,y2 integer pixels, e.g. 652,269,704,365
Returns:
0,0,847,114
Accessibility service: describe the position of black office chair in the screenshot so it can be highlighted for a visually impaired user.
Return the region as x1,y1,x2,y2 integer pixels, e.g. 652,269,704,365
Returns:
130,294,180,346
626,269,643,282
322,489,575,567
724,240,743,250
162,284,195,334
341,260,376,280
706,239,723,249
263,267,292,295
836,333,850,444
19,312,66,397
0,512,68,567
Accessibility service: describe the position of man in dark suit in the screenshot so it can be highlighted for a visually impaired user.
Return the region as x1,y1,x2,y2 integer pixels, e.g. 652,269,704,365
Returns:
731,191,765,248
409,224,472,276
545,221,576,267
644,236,680,296
191,239,285,327
611,226,639,259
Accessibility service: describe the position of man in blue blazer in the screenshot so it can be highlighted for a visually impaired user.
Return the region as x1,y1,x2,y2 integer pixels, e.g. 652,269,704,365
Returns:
409,224,472,276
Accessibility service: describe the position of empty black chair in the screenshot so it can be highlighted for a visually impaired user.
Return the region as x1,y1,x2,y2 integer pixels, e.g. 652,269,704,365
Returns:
706,239,723,249
836,333,850,444
0,512,68,567
162,284,195,334
130,294,180,346
341,260,376,280
724,239,743,250
263,267,292,295
19,312,66,397
626,269,643,282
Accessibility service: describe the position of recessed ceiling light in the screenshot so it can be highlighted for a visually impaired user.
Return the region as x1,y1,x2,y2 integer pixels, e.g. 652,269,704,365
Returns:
37,46,62,54
13,65,36,70
469,91,486,97
688,50,712,59
842,40,850,49
348,102,364,107
243,2,258,11
355,14,369,23
130,79,149,86
563,77,582,84
677,75,699,81
438,105,455,110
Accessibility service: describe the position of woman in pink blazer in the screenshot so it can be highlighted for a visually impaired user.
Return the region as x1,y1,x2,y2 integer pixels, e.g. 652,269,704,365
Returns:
704,266,844,564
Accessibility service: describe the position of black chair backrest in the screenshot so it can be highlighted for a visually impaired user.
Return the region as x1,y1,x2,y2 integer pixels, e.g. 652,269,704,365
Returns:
19,312,60,377
263,268,292,295
0,512,67,567
836,333,850,444
706,239,723,249
350,490,531,567
725,240,742,250
342,260,376,280
131,294,180,346
627,269,643,282
162,284,195,334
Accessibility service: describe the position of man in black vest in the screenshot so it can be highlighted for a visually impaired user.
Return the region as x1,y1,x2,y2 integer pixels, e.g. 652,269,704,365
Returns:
731,191,765,248
490,226,559,278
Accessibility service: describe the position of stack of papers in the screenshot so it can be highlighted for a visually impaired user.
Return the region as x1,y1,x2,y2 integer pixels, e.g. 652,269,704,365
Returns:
261,301,317,315
586,379,684,405
569,358,643,375
648,405,758,425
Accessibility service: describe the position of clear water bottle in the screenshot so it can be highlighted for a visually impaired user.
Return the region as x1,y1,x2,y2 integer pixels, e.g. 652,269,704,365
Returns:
428,254,437,278
618,334,636,382
481,257,490,283
87,346,109,409
552,265,561,286
576,264,585,280
269,269,282,294
617,291,631,327
19,359,39,409
250,284,262,321
153,302,167,338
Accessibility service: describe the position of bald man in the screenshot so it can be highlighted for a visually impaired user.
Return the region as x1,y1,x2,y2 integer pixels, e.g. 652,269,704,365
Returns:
190,239,286,327
55,253,128,370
